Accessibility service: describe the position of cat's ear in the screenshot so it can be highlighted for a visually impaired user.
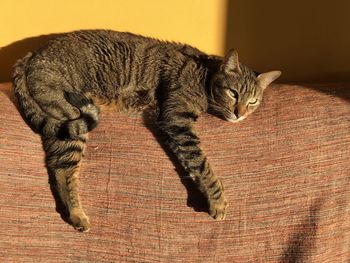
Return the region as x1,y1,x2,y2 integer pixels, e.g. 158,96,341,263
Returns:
257,70,281,90
222,49,241,74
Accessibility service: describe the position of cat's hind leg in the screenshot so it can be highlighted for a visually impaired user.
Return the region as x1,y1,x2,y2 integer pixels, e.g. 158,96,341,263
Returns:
42,135,91,232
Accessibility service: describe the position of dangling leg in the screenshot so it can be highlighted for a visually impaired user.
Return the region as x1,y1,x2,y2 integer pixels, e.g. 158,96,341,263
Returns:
158,85,228,219
42,135,91,232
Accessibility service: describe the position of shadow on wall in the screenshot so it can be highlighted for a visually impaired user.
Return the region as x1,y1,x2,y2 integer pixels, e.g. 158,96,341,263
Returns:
2,3,350,85
0,34,62,82
226,0,350,83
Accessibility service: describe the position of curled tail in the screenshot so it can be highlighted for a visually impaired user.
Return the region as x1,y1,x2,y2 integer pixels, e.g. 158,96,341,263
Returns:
13,52,100,139
60,92,100,139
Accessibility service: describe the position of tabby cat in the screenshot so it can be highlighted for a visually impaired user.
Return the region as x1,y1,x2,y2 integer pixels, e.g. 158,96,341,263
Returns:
13,30,281,232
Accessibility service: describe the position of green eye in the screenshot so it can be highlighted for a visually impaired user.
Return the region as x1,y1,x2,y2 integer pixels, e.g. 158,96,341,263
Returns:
229,89,238,99
249,98,258,105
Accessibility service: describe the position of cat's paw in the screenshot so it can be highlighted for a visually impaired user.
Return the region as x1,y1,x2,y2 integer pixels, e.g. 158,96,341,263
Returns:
70,208,91,232
208,196,228,220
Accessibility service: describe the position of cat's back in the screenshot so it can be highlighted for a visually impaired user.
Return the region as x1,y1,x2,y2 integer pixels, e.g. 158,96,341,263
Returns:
20,30,164,91
22,29,204,76
53,30,160,50
31,29,203,65
30,30,160,64
16,29,206,99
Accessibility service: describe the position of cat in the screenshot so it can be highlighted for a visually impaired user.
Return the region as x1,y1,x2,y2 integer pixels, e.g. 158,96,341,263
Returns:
12,30,281,232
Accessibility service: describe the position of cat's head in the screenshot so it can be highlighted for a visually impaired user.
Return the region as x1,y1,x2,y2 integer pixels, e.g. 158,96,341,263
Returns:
209,49,281,122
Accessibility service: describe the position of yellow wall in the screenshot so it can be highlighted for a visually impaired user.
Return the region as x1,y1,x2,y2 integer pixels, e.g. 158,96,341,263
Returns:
0,0,227,82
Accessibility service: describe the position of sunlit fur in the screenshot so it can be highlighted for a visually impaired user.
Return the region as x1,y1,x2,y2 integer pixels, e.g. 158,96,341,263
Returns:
13,30,280,231
209,63,264,123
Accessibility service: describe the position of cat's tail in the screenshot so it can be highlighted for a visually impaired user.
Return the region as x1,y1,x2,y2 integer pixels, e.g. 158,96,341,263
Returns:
60,92,100,139
13,52,100,139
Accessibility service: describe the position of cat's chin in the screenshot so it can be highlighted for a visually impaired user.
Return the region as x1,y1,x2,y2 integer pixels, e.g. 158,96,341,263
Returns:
225,114,246,123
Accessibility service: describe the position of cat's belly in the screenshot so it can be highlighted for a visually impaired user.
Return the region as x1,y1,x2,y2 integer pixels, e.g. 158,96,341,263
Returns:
89,86,157,113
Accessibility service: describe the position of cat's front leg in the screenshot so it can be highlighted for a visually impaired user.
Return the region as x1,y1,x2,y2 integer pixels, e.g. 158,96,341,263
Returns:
158,104,228,220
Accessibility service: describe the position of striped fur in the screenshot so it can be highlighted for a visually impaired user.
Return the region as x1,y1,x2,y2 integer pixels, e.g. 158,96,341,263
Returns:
12,30,280,231
43,135,90,231
13,53,100,140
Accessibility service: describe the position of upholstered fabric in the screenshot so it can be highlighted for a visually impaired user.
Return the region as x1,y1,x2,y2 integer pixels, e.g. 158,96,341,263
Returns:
0,82,349,262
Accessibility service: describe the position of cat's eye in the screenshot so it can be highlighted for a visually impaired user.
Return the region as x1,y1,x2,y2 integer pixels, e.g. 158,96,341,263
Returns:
249,98,258,105
228,89,238,100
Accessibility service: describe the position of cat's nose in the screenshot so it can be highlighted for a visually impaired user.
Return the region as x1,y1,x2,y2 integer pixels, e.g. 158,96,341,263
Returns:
235,103,247,118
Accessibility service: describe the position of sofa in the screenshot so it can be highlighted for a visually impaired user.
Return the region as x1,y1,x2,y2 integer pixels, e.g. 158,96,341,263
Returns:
0,82,349,262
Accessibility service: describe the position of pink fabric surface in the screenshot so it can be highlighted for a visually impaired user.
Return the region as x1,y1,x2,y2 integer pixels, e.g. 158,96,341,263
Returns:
0,82,349,262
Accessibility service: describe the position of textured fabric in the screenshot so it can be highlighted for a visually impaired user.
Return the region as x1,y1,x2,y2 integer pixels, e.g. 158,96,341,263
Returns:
0,82,349,262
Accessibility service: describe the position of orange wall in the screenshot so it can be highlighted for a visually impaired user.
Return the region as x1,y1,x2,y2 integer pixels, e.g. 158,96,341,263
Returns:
0,0,227,82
